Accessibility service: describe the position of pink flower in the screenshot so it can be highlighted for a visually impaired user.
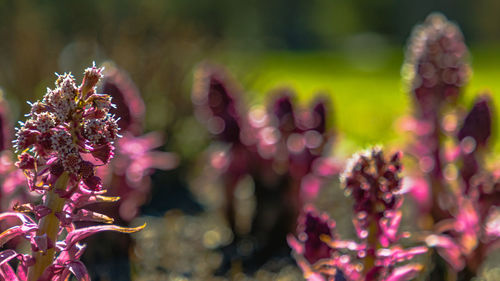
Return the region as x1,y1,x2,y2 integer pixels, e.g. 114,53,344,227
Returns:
1,65,144,281
291,148,427,281
403,13,469,119
192,63,336,270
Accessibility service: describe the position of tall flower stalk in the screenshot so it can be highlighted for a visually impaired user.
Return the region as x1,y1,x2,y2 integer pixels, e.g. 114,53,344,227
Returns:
402,13,470,223
0,65,144,281
427,94,500,279
402,13,500,280
290,147,427,281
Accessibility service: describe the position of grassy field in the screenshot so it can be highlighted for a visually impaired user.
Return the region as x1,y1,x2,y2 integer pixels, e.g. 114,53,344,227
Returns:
214,45,500,152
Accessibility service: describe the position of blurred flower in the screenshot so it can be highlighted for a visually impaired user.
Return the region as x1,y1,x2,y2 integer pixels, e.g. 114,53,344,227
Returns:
291,147,427,281
192,63,337,270
457,95,493,148
192,63,243,144
288,205,336,265
420,92,500,278
0,65,144,280
458,94,493,192
100,63,145,136
95,64,178,222
0,97,32,211
402,13,471,224
403,13,469,119
107,132,178,221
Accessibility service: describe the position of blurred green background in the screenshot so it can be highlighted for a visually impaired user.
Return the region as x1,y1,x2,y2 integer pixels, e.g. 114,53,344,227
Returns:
1,0,500,152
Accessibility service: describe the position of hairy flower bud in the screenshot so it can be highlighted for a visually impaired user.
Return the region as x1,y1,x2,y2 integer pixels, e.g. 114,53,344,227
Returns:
81,64,104,96
403,13,469,118
341,147,403,237
292,148,426,281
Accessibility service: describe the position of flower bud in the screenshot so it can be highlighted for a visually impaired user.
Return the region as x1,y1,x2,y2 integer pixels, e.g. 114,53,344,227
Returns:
81,65,104,96
403,13,469,118
16,152,36,169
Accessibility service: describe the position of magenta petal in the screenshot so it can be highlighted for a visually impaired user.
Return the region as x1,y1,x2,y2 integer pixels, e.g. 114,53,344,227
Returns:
0,250,20,266
71,209,114,224
31,234,49,252
16,262,27,281
90,143,114,164
380,211,402,246
427,234,464,271
291,252,326,281
65,224,145,250
408,177,431,212
287,234,304,255
0,263,20,281
14,203,52,220
301,175,322,201
0,224,37,247
67,260,90,281
37,264,63,281
71,193,119,209
118,132,163,154
12,255,31,281
307,272,326,281
0,212,36,225
400,246,428,258
312,157,341,177
83,175,103,191
385,264,423,281
59,243,87,261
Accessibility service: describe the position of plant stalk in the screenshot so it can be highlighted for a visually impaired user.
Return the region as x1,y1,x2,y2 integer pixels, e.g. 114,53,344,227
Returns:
28,172,69,281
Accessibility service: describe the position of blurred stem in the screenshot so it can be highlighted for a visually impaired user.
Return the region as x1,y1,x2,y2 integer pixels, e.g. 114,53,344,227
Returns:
28,172,69,281
363,215,379,278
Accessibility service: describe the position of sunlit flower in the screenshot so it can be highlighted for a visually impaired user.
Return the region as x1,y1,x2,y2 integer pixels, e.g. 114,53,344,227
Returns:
291,148,427,281
0,65,144,281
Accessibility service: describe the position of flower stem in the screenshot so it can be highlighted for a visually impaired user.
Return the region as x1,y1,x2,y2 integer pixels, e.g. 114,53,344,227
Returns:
363,217,379,277
28,172,69,281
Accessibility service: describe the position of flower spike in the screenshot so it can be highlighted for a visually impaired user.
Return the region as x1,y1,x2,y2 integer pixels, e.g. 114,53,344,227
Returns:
0,65,144,281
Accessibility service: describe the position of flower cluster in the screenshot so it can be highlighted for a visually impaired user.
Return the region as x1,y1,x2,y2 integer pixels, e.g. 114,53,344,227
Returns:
15,67,117,190
403,12,469,119
401,13,471,223
0,65,144,281
341,147,404,250
402,13,500,279
290,147,427,281
192,63,338,268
